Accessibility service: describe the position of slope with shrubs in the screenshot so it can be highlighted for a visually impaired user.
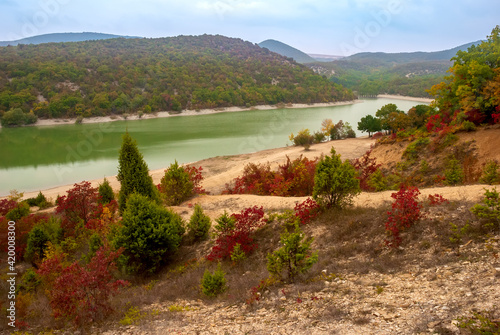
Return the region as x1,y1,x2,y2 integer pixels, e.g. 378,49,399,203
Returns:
0,34,355,125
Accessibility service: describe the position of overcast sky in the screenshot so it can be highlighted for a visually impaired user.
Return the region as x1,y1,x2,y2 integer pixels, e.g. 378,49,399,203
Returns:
0,0,498,55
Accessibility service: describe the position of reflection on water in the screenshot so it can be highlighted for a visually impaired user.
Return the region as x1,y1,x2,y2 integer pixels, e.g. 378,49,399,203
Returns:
0,98,425,195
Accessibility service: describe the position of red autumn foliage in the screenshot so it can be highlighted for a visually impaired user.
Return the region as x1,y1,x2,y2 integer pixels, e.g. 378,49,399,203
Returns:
385,184,423,248
207,206,265,261
223,156,317,196
428,194,449,206
0,213,51,260
0,198,18,216
56,181,99,236
37,245,128,326
184,166,206,194
352,149,381,191
294,198,321,224
465,108,486,125
85,200,119,232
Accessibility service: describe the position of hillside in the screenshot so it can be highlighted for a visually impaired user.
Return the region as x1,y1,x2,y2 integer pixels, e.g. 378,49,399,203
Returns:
259,39,317,64
0,35,354,120
309,41,482,97
12,130,500,334
0,32,138,46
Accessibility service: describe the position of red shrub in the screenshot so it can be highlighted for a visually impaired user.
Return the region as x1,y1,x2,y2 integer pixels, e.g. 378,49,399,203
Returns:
428,194,449,206
85,200,119,233
272,156,317,196
223,156,317,197
0,199,18,216
352,149,381,191
465,108,486,125
56,181,99,236
207,206,265,261
184,166,207,194
0,213,51,260
37,245,128,326
385,185,423,248
294,198,320,224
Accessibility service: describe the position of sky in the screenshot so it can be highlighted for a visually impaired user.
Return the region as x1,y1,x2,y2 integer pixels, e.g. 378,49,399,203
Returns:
0,0,498,56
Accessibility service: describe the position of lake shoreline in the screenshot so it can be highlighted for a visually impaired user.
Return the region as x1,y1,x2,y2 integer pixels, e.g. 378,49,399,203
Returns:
1,94,433,129
20,100,362,128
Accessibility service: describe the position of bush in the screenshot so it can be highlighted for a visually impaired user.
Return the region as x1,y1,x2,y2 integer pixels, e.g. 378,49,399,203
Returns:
187,204,211,241
0,198,18,216
117,132,160,213
313,148,361,208
293,198,321,224
470,188,500,231
159,160,194,206
112,193,185,274
56,181,99,236
26,191,51,209
223,156,317,197
25,226,51,266
367,169,388,192
37,245,128,326
385,184,423,248
289,128,314,150
1,108,37,127
267,224,318,283
207,206,265,261
352,149,381,191
6,202,30,221
461,120,477,131
480,160,500,185
313,131,326,143
201,264,227,297
444,158,464,185
98,178,115,204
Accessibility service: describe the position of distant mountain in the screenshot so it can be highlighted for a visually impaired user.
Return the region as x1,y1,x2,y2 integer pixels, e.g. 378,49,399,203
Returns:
0,32,139,46
308,40,484,98
258,39,316,64
308,54,344,62
343,41,482,65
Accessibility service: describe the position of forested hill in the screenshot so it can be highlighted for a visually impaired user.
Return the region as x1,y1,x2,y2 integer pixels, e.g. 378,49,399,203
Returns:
0,32,138,47
0,35,355,119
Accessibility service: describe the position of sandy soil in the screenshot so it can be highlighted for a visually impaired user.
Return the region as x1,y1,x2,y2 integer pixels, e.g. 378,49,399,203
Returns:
377,94,434,103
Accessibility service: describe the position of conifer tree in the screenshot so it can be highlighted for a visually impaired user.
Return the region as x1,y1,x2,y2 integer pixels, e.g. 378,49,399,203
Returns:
117,132,160,212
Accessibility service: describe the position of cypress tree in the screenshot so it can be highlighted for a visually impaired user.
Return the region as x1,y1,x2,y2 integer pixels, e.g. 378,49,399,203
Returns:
117,132,160,212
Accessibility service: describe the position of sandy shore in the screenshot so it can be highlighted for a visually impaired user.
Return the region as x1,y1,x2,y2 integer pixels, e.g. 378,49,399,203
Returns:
377,94,434,103
28,100,360,128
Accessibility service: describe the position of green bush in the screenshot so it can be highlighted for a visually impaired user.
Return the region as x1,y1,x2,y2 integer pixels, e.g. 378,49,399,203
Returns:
367,169,388,192
313,148,361,208
444,158,464,185
213,211,236,236
160,160,194,206
1,108,38,127
98,178,115,204
456,308,500,334
201,264,227,297
187,204,211,241
290,128,314,150
6,202,30,221
480,160,500,185
461,120,477,131
26,191,51,209
112,193,185,274
25,226,51,265
117,132,161,213
470,188,500,231
313,131,326,143
403,137,430,160
267,224,318,282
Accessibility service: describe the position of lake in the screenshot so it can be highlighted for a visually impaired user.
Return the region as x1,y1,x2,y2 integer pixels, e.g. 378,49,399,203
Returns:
0,98,426,195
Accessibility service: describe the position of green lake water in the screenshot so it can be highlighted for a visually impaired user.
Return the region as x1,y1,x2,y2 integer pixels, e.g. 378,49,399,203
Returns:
0,98,426,195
